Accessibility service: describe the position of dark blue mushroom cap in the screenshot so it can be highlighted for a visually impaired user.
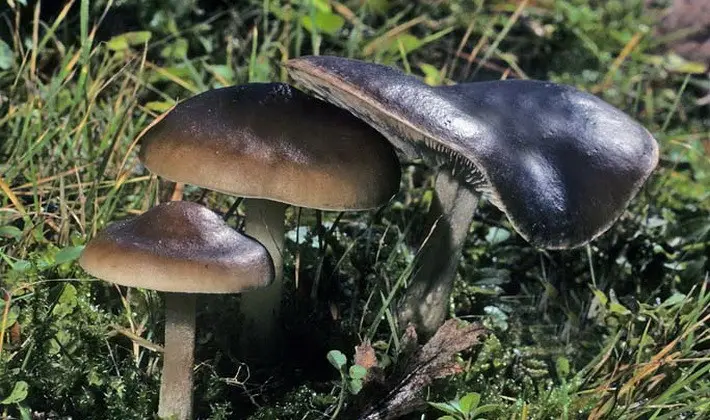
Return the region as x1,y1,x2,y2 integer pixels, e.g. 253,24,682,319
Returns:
286,56,659,249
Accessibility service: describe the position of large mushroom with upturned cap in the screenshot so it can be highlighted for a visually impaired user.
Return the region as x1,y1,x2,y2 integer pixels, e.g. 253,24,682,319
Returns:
285,56,660,336
79,201,274,420
137,82,401,356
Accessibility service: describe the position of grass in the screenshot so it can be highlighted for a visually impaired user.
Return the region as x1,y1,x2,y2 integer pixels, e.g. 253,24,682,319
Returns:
1,0,709,419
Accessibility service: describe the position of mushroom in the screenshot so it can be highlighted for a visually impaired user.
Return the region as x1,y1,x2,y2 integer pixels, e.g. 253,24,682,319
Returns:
285,56,659,336
137,82,401,356
79,201,274,420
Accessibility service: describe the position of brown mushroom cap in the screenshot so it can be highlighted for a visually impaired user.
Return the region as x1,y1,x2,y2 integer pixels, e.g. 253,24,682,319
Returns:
138,83,401,211
79,201,274,293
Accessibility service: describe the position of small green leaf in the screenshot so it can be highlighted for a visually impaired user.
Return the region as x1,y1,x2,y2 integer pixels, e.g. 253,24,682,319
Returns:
472,403,500,416
312,0,333,13
348,378,363,395
148,65,192,84
300,11,345,35
419,63,443,86
387,33,422,54
664,53,707,74
591,288,608,306
106,31,152,51
1,381,29,405
609,301,631,316
145,101,174,113
459,392,480,414
10,259,31,273
269,3,294,21
428,401,461,416
349,364,367,380
556,356,570,380
0,39,13,70
0,226,22,240
88,370,104,387
160,38,189,59
483,306,509,331
660,292,686,307
485,227,511,245
52,284,78,318
55,245,84,265
205,64,235,85
327,350,347,371
19,405,31,420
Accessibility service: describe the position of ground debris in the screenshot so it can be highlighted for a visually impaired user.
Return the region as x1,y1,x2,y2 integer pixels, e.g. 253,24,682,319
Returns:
343,319,486,420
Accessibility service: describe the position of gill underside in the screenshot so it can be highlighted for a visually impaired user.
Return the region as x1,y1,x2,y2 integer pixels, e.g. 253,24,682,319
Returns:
417,141,506,213
421,138,486,190
290,72,499,204
298,73,498,190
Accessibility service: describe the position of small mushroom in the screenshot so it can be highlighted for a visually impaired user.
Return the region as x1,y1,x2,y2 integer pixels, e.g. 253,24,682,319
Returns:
138,82,401,356
79,201,274,420
286,56,659,336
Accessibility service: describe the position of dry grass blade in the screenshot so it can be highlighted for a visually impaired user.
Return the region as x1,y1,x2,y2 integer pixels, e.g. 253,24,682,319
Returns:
0,176,26,217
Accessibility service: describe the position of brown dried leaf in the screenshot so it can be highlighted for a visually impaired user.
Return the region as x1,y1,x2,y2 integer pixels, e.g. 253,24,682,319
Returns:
9,322,21,345
348,319,486,420
396,319,485,391
354,341,378,370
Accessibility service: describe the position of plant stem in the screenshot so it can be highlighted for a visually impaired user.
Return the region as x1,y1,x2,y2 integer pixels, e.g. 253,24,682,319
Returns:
240,198,287,359
330,372,348,420
0,290,10,355
397,171,479,338
158,293,196,420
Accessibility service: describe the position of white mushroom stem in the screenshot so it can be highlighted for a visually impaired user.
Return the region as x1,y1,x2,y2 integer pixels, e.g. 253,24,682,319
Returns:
239,198,287,357
397,171,479,338
158,293,196,420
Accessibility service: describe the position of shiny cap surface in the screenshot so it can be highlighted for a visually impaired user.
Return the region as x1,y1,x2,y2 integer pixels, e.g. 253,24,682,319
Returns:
79,201,275,293
139,83,401,211
286,56,659,248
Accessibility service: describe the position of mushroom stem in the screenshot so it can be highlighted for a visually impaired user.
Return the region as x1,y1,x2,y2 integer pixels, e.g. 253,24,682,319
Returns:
158,292,196,420
397,171,479,338
240,198,287,357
